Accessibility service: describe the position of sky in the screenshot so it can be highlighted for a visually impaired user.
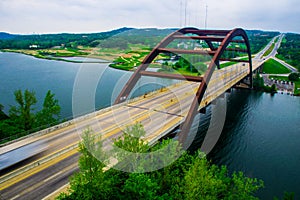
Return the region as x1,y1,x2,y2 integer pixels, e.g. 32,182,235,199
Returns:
0,0,299,34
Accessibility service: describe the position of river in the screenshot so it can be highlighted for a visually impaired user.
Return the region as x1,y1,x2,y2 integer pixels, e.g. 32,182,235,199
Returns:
0,52,299,199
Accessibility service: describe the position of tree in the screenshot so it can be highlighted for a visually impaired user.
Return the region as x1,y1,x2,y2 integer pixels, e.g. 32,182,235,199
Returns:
270,84,277,94
253,72,264,90
0,104,9,121
274,191,295,200
0,90,62,141
288,73,299,82
113,123,149,172
9,89,37,131
122,173,160,200
58,128,111,200
35,90,61,127
57,124,264,200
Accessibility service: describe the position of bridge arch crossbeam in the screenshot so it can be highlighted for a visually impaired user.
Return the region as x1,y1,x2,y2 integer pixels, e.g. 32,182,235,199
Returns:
114,27,252,146
178,28,252,145
115,28,239,104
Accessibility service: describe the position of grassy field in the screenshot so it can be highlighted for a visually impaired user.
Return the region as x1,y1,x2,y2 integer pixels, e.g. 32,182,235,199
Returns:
3,48,89,61
220,61,238,68
262,58,291,74
269,75,300,95
263,43,275,57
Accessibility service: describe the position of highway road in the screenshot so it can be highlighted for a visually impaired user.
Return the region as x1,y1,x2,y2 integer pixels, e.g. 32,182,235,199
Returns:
0,35,282,199
0,62,251,199
273,57,298,73
255,33,297,73
0,81,201,199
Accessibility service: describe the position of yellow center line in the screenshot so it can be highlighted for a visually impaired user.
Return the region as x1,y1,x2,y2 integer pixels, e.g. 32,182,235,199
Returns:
0,148,78,191
9,162,78,199
0,82,199,191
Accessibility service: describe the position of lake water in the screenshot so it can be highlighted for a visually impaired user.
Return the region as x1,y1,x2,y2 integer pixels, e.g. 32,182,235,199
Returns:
191,89,300,199
0,52,172,119
1,52,299,199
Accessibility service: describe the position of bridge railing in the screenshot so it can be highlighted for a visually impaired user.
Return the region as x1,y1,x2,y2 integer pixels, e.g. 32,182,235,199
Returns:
201,63,249,107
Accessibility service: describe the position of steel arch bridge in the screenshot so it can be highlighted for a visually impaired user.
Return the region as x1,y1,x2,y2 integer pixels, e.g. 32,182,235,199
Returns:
114,27,253,144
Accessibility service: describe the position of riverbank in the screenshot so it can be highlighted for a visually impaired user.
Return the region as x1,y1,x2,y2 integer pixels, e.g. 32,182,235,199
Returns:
1,49,300,199
0,43,152,66
268,75,300,96
1,49,112,64
2,49,299,96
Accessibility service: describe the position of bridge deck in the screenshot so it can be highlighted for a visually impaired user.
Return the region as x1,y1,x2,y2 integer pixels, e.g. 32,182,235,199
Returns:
0,61,262,199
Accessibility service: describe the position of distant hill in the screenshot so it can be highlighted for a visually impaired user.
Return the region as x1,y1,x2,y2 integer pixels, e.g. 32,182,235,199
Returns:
117,28,176,37
0,27,133,49
0,32,17,40
0,27,282,54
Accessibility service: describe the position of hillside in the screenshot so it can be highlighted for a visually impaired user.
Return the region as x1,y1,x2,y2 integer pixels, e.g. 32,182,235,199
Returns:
0,28,285,67
0,27,132,49
0,28,279,51
0,32,17,40
277,33,300,71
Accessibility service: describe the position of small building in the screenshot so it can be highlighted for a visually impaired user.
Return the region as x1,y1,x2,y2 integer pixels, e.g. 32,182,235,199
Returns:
29,44,39,49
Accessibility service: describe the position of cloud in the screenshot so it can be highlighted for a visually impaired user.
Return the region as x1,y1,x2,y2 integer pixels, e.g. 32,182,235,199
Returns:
0,0,299,34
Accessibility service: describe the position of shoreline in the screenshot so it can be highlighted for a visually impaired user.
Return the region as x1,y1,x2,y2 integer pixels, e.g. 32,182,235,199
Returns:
0,49,111,64
1,50,299,96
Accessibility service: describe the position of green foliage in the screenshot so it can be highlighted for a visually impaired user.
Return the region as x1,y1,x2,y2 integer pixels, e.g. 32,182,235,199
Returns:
122,173,160,200
113,123,150,172
263,43,275,57
108,29,278,72
98,38,129,50
262,59,291,74
0,103,9,121
253,73,277,94
161,57,207,76
288,73,300,82
277,33,300,71
113,122,148,153
58,124,264,200
253,73,264,90
274,192,295,200
109,51,151,71
0,28,132,50
269,75,300,96
0,90,61,142
35,90,61,128
220,61,238,68
160,61,174,72
59,128,111,200
9,89,37,131
263,84,277,94
246,30,280,54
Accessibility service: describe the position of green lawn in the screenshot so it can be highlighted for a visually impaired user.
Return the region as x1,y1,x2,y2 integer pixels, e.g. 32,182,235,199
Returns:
269,75,300,95
220,61,238,68
263,43,275,57
262,58,291,74
295,82,300,96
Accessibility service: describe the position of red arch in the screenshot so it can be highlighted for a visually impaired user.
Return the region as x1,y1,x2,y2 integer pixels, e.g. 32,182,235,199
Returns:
114,28,252,144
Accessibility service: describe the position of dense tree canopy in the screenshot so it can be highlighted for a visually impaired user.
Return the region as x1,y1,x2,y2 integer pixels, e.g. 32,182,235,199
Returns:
0,90,61,142
9,89,37,131
35,90,61,128
288,73,300,82
57,124,264,200
0,28,132,49
0,104,9,121
277,33,300,71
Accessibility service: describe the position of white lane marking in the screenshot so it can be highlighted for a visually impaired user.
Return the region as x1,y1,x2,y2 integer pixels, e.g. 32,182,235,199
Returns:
43,171,63,183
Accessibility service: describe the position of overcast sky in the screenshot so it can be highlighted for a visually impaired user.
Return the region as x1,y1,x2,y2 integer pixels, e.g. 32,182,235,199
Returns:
0,0,299,34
